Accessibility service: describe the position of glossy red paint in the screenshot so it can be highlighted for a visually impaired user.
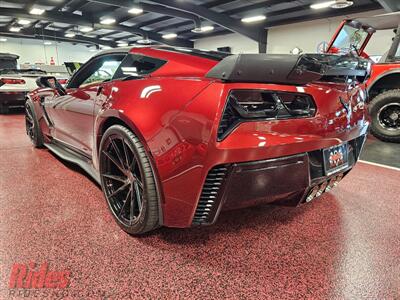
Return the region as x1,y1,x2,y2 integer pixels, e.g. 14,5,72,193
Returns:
28,47,369,228
367,63,400,88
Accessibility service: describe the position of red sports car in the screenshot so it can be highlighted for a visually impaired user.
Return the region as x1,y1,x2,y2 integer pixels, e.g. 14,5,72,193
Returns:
26,46,370,234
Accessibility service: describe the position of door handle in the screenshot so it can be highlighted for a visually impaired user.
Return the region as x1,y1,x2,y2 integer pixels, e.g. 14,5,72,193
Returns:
96,86,103,96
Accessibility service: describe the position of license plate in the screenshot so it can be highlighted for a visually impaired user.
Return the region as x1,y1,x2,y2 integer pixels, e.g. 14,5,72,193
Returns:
323,143,349,176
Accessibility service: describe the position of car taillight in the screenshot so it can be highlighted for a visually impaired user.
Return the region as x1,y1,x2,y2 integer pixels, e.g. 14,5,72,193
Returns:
0,78,26,85
217,90,316,141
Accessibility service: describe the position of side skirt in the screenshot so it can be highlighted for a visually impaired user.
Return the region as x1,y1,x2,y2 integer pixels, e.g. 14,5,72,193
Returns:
44,141,101,185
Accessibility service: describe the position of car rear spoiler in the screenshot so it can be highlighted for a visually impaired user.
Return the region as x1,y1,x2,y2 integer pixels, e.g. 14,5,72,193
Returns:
206,53,371,85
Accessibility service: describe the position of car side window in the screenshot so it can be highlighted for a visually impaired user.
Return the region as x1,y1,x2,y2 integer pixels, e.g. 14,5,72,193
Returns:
67,54,125,89
395,43,400,59
112,54,167,80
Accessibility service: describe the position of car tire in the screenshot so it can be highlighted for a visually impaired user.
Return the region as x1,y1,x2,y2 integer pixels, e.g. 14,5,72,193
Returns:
99,125,160,235
369,89,400,143
0,104,9,114
25,100,45,148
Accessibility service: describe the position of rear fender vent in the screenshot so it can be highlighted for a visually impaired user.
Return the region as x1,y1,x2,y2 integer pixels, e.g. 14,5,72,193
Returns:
192,165,229,225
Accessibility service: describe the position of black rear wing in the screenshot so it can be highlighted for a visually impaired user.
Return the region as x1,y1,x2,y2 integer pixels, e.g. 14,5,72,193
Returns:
206,53,371,85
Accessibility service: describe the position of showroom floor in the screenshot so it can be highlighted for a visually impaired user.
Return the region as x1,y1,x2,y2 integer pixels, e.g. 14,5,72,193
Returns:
0,113,399,299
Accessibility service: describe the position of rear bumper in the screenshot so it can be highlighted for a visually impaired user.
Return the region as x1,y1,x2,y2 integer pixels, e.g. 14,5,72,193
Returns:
0,92,27,108
192,134,366,226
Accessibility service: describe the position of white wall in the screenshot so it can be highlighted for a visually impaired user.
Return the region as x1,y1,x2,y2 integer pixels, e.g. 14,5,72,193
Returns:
0,37,94,66
194,9,394,56
194,33,259,53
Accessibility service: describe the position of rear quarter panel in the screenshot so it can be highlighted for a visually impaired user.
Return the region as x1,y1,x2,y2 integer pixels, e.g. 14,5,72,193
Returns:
95,77,217,226
95,77,212,169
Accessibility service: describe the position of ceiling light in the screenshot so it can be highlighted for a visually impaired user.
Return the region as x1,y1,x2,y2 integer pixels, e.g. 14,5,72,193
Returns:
117,42,128,47
17,19,31,25
128,7,143,14
65,32,76,38
0,38,7,42
162,33,177,39
241,15,266,23
291,47,303,55
310,0,353,9
331,0,353,8
29,8,45,15
9,26,21,32
136,39,151,44
100,18,116,25
44,41,52,45
191,25,214,33
80,26,93,33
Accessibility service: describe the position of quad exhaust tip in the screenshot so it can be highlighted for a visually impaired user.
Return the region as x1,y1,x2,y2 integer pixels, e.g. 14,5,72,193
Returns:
305,173,344,203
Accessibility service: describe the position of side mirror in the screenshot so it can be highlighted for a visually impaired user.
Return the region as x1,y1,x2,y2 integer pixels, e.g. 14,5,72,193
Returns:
36,76,66,96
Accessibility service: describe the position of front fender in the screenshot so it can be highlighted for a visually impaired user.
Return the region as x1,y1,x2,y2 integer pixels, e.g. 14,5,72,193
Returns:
27,88,57,139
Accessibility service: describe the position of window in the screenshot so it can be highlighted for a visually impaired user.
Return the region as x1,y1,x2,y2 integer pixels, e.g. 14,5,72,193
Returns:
395,42,400,58
112,54,167,80
67,54,125,88
82,60,121,86
331,24,369,54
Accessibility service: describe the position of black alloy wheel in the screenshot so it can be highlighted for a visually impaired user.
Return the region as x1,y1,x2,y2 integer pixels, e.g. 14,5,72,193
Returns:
101,135,144,225
377,103,400,131
25,104,35,141
25,100,44,148
99,125,160,235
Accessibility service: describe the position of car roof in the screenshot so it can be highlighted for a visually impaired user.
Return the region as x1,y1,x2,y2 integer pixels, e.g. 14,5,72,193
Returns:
92,46,230,61
354,12,400,30
91,47,131,57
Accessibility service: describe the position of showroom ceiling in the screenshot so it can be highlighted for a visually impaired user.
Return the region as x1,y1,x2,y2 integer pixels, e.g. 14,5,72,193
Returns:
0,0,387,48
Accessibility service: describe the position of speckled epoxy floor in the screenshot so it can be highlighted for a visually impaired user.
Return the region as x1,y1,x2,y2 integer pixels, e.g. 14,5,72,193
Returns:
0,114,399,299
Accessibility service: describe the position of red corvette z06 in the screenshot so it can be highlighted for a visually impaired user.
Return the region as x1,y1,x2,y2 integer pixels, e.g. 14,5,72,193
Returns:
26,46,370,234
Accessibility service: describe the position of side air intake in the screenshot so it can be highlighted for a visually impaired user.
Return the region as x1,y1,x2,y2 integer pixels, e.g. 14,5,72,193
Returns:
192,165,229,225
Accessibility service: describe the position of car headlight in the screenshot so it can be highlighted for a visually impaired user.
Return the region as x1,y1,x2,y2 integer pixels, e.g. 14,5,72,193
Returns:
217,90,316,141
